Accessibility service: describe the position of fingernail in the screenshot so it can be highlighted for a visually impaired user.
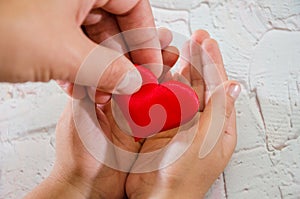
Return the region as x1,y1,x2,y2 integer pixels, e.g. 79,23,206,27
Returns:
114,69,142,94
227,83,241,100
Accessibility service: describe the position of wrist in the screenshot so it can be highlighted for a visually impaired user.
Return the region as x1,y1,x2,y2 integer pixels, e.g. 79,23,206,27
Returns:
49,164,94,196
134,190,204,199
128,180,206,199
24,168,93,199
135,190,205,199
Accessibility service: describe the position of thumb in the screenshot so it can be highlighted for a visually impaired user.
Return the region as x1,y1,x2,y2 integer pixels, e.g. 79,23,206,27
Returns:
198,81,241,158
58,31,142,95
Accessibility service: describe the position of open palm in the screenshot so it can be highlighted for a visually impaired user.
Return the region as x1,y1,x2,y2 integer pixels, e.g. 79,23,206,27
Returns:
126,30,240,199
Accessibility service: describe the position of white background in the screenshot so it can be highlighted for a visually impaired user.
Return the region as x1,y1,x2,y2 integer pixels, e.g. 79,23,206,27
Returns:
1,0,300,198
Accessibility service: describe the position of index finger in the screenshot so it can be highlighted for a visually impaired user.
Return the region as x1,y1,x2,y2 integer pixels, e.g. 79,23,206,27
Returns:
101,0,163,77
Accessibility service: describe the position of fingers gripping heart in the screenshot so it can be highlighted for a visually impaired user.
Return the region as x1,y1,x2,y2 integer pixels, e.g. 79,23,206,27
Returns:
113,65,199,140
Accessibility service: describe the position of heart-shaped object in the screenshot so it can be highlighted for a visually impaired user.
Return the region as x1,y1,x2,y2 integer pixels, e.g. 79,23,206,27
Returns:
113,65,199,140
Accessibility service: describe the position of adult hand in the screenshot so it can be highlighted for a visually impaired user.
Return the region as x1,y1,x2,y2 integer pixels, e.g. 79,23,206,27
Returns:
0,0,162,94
25,99,140,199
25,29,178,199
126,30,241,199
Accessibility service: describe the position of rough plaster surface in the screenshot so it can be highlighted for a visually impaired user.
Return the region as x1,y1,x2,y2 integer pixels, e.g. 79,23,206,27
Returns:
0,1,300,198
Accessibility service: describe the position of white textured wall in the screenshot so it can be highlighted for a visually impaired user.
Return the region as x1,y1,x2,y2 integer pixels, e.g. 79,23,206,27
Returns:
1,0,300,198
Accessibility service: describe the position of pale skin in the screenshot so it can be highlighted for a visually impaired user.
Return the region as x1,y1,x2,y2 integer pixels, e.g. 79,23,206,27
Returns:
24,29,178,199
0,0,162,93
0,0,240,197
126,30,240,199
25,30,241,199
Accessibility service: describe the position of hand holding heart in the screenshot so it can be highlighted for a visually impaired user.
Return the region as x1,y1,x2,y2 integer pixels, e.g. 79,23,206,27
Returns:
2,0,240,197
113,64,199,140
25,30,241,199
126,30,241,199
25,28,179,199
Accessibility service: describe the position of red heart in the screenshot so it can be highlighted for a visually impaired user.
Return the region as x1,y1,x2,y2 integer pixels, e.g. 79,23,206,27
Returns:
113,65,199,140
